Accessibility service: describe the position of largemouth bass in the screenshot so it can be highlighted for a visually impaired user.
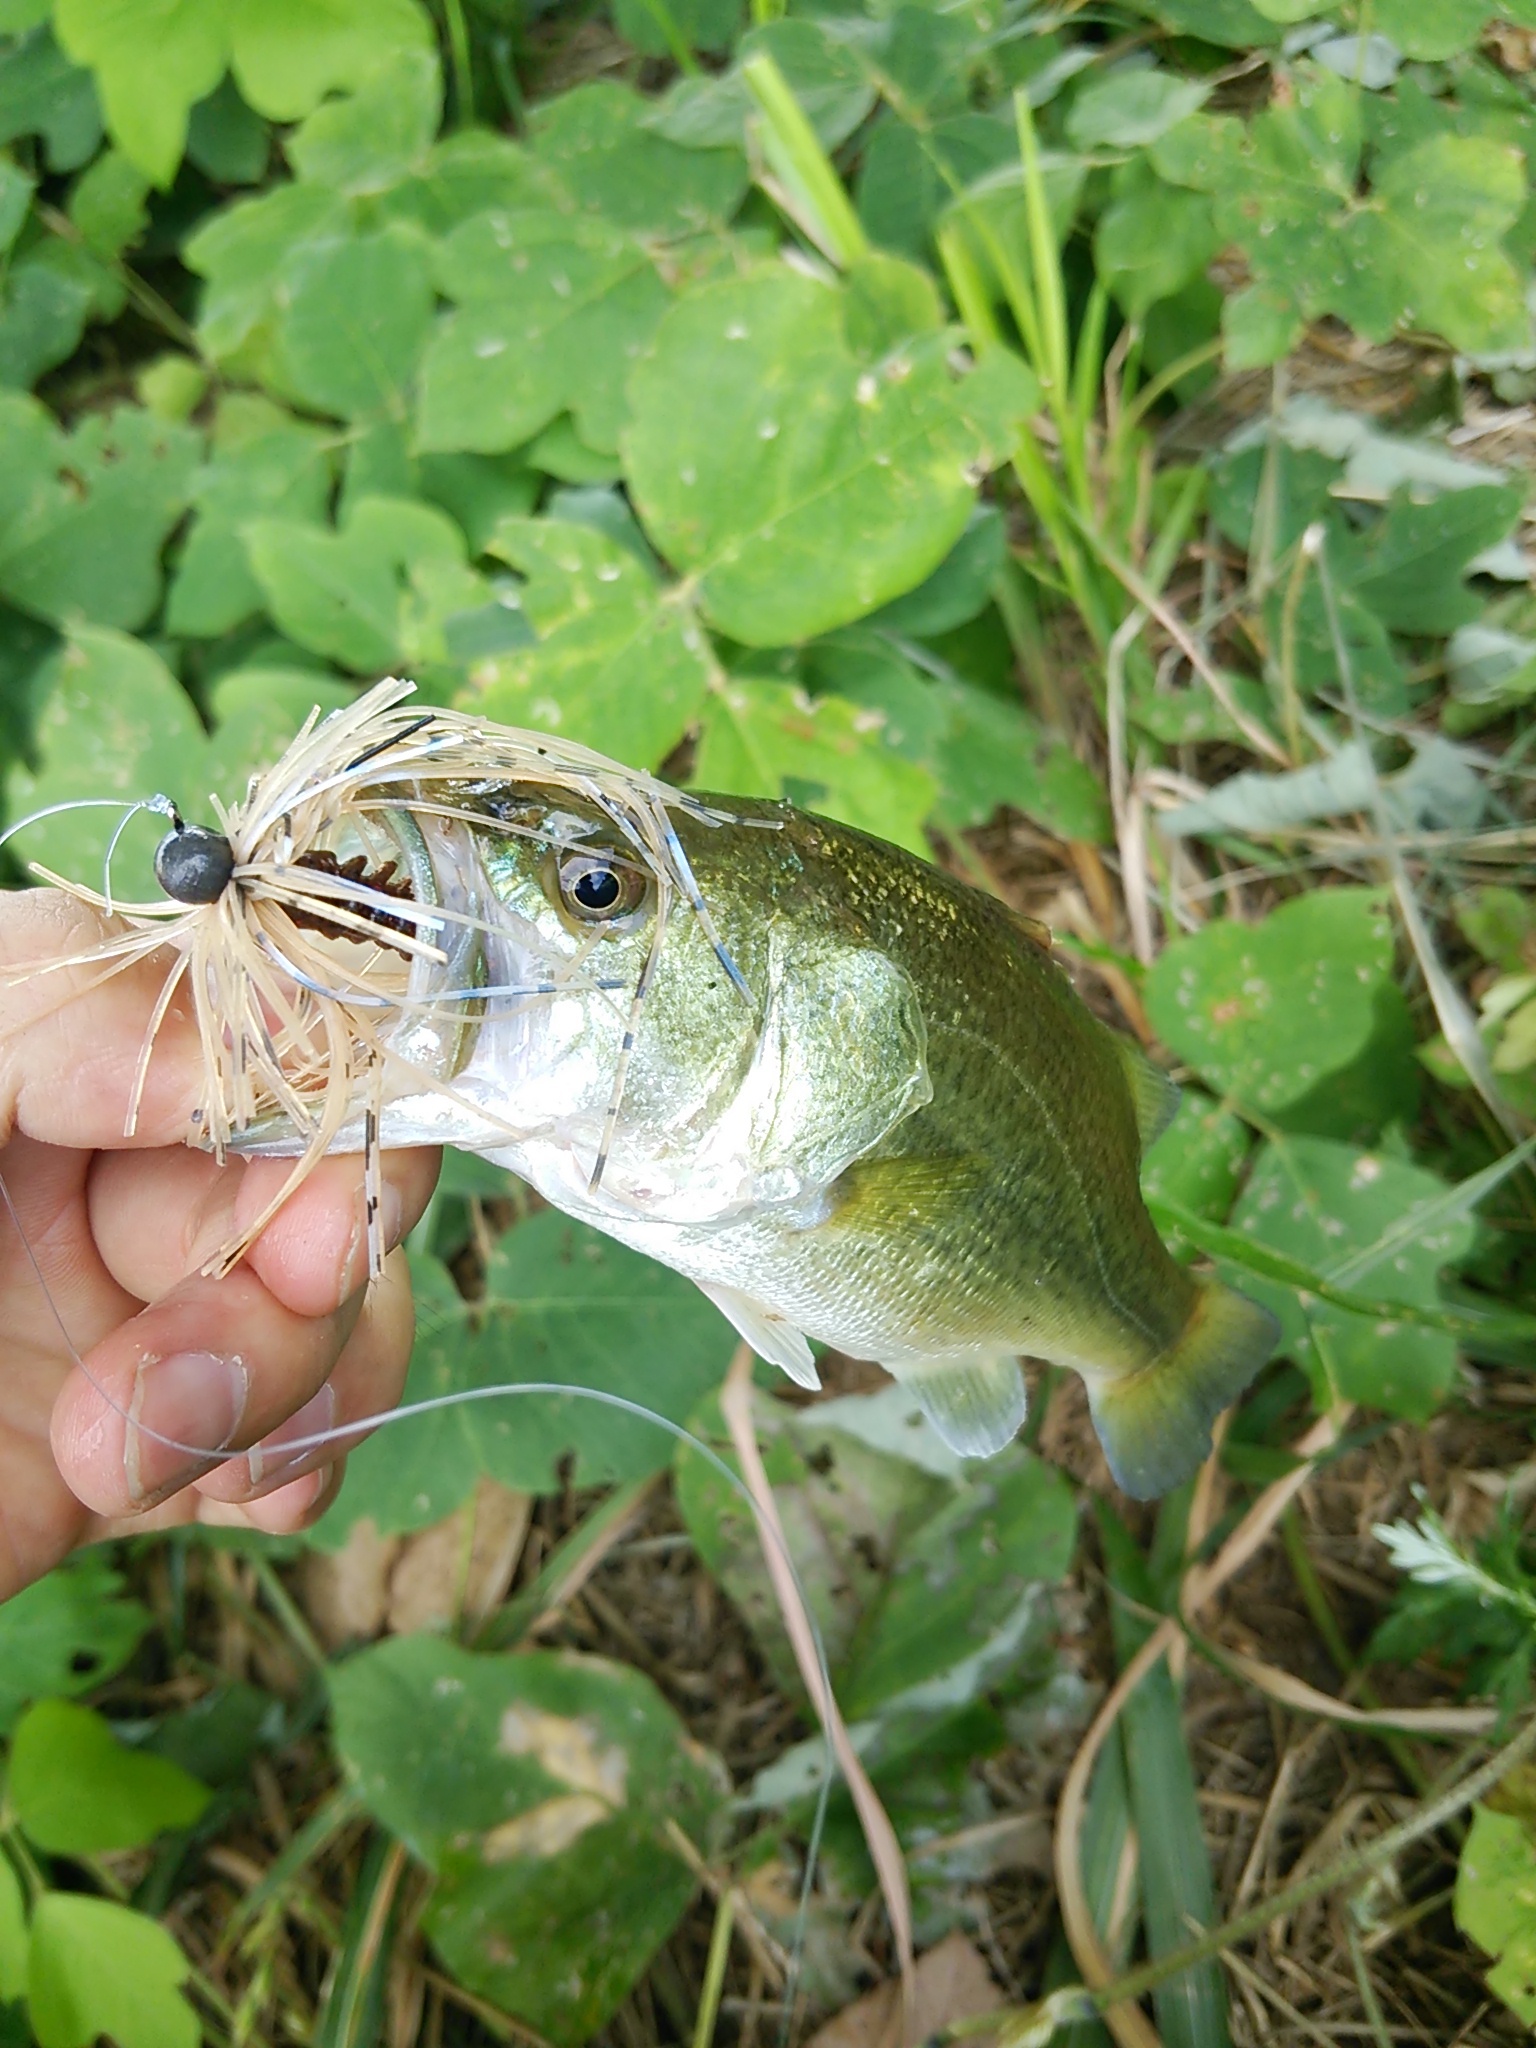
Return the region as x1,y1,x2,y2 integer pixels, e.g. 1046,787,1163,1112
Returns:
210,723,1278,1498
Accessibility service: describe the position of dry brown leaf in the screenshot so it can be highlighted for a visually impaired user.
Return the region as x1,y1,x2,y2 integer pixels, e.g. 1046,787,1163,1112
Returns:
386,1480,532,1635
298,1518,401,1651
804,1933,1004,2048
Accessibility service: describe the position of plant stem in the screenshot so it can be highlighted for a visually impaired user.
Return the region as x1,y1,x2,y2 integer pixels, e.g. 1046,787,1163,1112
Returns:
691,1886,736,2048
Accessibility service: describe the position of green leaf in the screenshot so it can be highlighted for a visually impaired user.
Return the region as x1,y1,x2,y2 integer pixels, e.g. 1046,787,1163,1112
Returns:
625,268,1036,646
227,0,433,125
1374,0,1499,63
7,626,207,899
0,28,103,173
472,517,711,766
329,1637,725,2046
245,494,480,674
285,44,440,194
1095,158,1218,318
0,395,199,629
614,0,741,59
1066,67,1209,151
0,255,95,392
0,1860,26,2005
1458,1806,1536,2024
418,210,674,457
0,1555,150,1737
273,223,434,421
316,1224,735,1542
1153,71,1531,359
1144,889,1394,1118
1141,1091,1251,1225
527,79,747,238
1227,1136,1475,1417
67,146,148,258
201,666,356,802
1456,887,1536,976
10,1701,210,1855
168,393,333,636
694,673,936,853
1333,483,1527,636
54,0,224,186
26,1895,197,2048
648,17,876,152
184,73,268,184
184,181,347,361
417,450,539,554
856,110,1016,262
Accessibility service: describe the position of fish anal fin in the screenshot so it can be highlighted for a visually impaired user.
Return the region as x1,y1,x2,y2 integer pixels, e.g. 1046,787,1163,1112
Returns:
895,1351,1027,1459
696,1280,820,1390
1111,1034,1181,1154
1084,1278,1278,1499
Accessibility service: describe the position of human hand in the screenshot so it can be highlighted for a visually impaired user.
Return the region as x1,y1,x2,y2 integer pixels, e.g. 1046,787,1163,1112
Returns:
0,889,439,1601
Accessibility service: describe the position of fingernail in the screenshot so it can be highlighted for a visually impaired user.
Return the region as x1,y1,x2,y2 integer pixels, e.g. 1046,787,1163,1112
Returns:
245,1382,336,1493
126,1351,249,1506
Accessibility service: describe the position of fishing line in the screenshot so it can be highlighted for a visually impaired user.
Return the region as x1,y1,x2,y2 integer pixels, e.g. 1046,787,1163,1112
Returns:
0,1164,840,2028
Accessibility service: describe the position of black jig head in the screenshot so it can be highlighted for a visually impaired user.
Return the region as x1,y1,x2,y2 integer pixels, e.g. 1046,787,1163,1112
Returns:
154,818,236,904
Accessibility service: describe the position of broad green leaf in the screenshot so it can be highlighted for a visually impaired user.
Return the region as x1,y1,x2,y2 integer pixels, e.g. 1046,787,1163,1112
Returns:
201,666,356,802
0,1554,150,1737
614,0,740,59
1227,1136,1475,1417
0,28,103,173
374,128,543,239
473,517,712,767
67,146,148,258
54,0,224,186
417,451,539,554
167,393,333,636
1457,1806,1536,2024
1094,159,1218,318
184,73,268,184
330,1637,725,2046
649,17,876,152
1065,67,1209,151
10,1701,210,1855
26,1895,197,2048
0,255,94,391
1141,1091,1251,1224
693,673,936,853
0,160,29,253
227,0,433,125
0,1861,22,2003
1154,71,1530,358
1144,889,1394,1117
856,109,1016,262
285,44,439,194
527,79,747,237
316,1225,736,1542
184,181,347,361
0,394,198,629
417,210,674,457
245,494,483,674
625,268,1036,646
1374,0,1500,62
7,626,207,899
1456,887,1536,976
867,504,1005,637
273,224,434,421
1333,483,1527,636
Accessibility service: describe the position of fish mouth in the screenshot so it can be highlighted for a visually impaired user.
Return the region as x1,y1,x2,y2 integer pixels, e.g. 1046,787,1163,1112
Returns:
224,804,553,1159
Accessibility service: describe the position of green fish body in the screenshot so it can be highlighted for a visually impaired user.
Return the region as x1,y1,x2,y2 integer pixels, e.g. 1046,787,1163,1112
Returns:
246,784,1278,1496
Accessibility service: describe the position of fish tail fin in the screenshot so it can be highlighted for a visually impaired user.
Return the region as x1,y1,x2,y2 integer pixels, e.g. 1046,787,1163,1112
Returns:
1085,1281,1279,1500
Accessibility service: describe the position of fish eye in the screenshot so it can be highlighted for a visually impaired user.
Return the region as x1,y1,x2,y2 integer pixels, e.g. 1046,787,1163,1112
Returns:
555,851,647,926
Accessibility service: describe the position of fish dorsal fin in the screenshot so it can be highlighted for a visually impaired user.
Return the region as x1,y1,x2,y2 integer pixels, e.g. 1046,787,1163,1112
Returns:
897,1351,1027,1459
1112,1035,1181,1154
696,1280,821,1390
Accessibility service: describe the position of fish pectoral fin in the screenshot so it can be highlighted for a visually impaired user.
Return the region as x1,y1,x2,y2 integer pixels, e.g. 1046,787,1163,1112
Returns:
696,1281,821,1391
893,1351,1027,1459
1084,1278,1279,1499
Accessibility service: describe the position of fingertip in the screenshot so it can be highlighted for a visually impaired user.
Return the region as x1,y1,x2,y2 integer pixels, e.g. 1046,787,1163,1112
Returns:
242,1148,440,1316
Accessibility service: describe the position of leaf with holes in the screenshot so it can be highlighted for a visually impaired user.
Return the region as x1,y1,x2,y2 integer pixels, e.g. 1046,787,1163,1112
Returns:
330,1636,725,2047
0,1555,149,1738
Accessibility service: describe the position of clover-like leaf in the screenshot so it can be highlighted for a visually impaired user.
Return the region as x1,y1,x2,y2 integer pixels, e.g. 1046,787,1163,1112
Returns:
473,516,713,766
272,223,434,421
330,1637,725,2045
27,1895,197,2048
168,393,333,636
0,1554,149,1738
184,181,347,361
625,268,1036,646
54,0,224,186
227,0,433,125
1458,1806,1536,2025
284,43,439,195
0,27,103,173
11,1701,210,1856
1227,1135,1475,1417
418,210,674,457
316,1224,736,1543
1145,888,1395,1118
694,673,936,853
0,394,199,629
527,79,747,237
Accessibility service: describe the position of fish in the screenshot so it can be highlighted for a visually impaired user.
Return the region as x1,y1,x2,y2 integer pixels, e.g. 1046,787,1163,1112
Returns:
195,696,1280,1499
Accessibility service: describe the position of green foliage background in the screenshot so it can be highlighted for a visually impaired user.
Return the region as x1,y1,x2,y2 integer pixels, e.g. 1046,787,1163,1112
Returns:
0,0,1534,2041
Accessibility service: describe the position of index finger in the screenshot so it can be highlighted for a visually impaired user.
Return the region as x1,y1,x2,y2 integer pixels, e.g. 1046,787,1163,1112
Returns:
0,890,203,1152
